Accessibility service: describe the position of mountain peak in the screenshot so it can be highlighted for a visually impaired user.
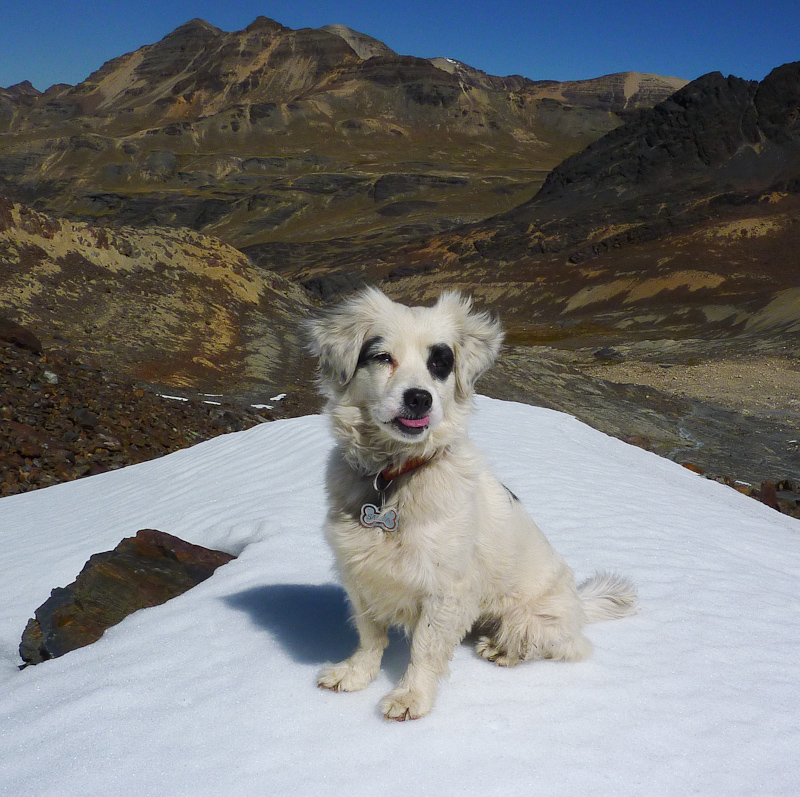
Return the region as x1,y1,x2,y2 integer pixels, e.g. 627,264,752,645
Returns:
6,80,41,96
0,13,696,259
320,24,396,60
245,16,288,35
163,18,223,41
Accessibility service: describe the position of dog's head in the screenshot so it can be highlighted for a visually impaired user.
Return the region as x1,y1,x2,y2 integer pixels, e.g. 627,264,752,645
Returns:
305,288,503,466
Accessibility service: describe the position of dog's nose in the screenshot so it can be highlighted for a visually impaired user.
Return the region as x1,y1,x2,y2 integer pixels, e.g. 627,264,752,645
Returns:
403,388,432,416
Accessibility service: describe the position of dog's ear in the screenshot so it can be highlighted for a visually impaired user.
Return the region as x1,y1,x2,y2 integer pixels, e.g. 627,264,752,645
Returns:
304,287,389,391
436,292,503,399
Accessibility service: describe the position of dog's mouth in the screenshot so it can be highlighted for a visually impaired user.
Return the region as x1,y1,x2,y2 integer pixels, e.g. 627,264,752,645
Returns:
391,415,430,436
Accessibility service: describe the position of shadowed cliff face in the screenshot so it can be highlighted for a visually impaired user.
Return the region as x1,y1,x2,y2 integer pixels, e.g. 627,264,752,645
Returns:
0,17,684,249
528,65,800,206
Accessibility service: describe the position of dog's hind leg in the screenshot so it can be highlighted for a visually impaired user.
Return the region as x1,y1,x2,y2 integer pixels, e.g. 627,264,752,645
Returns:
477,586,593,666
380,595,476,721
318,598,389,693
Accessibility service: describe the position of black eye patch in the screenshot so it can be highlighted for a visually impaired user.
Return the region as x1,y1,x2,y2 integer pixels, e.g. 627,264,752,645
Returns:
356,336,390,370
427,343,454,381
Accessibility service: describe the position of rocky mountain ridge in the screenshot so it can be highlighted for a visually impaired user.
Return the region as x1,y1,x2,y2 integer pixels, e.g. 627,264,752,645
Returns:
0,17,685,249
532,65,800,206
2,19,798,501
260,62,800,349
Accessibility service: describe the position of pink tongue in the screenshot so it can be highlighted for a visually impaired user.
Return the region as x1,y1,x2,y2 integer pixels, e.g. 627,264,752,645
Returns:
397,416,429,428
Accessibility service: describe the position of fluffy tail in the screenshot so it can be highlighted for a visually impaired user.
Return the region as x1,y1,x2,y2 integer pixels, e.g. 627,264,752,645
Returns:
578,571,638,623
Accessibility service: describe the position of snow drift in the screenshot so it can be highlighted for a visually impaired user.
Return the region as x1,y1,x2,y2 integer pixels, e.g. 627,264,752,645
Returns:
1,397,798,796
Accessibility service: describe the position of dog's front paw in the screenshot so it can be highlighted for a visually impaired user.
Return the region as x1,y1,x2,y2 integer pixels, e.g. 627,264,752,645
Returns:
317,660,377,692
476,635,521,667
379,686,434,721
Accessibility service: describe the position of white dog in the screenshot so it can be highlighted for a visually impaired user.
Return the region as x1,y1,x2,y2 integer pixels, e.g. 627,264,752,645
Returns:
306,288,637,721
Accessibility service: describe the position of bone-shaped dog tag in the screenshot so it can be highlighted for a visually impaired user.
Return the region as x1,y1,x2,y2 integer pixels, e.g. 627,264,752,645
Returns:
360,503,398,532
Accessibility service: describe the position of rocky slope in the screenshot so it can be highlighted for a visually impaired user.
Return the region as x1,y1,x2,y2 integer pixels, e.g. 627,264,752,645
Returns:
3,315,797,518
0,17,684,249
3,197,797,509
270,62,800,348
0,322,315,498
2,21,798,509
0,199,313,397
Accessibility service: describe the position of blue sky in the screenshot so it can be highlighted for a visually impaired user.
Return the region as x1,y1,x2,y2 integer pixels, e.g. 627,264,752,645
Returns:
2,0,798,91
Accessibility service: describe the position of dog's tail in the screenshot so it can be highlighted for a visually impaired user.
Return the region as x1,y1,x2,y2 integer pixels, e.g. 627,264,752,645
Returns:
578,571,638,623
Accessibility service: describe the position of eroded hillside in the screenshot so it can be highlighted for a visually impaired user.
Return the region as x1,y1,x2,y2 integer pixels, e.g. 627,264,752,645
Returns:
0,199,312,395
0,18,684,248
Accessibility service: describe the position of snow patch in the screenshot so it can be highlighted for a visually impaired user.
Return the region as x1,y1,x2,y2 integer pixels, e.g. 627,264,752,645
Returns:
1,398,798,796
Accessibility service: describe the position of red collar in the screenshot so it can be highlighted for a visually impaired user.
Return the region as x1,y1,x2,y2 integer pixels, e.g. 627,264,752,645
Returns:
375,456,431,492
381,456,430,481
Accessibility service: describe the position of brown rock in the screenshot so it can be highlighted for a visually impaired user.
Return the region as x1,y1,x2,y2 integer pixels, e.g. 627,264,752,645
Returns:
19,529,235,665
759,481,780,511
18,440,43,458
72,408,100,429
0,317,43,353
623,435,653,451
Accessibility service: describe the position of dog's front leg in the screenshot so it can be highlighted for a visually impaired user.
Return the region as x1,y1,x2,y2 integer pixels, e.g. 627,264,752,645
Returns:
318,595,389,693
380,595,474,721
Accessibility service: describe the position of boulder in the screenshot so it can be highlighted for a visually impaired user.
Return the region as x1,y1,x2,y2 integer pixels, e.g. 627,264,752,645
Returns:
0,317,42,353
593,346,625,363
19,529,235,665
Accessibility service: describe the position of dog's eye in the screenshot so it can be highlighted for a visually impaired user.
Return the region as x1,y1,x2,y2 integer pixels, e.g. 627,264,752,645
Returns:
356,336,387,372
372,352,394,365
427,344,454,380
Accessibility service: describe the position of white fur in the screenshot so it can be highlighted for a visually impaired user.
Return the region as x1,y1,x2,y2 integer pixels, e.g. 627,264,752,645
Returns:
306,289,637,721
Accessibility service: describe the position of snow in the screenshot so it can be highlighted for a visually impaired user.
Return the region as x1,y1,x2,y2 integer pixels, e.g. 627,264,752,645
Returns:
1,396,799,796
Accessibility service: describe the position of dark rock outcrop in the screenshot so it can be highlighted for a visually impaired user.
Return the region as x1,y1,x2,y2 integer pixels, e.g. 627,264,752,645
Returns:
529,62,800,207
19,529,235,665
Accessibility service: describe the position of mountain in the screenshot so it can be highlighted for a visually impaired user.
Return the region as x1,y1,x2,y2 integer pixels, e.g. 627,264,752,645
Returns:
286,63,800,345
531,65,800,205
3,19,798,491
0,17,685,249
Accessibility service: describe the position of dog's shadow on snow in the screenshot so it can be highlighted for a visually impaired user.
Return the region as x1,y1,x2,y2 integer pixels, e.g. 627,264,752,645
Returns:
223,583,410,678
